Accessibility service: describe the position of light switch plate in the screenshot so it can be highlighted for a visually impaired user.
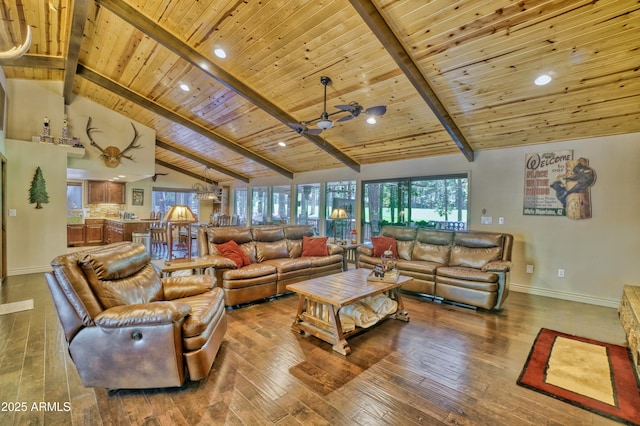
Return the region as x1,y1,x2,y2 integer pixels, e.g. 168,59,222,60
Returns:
9,209,16,217
480,216,493,225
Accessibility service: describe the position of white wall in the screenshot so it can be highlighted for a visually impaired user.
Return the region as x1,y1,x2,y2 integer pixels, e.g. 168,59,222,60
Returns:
232,133,640,307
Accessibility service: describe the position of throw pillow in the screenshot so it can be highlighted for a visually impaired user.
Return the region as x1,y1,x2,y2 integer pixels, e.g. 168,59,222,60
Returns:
301,236,329,256
217,240,250,268
371,236,398,258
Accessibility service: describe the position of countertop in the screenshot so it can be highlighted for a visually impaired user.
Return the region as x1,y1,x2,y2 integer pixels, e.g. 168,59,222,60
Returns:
67,217,158,225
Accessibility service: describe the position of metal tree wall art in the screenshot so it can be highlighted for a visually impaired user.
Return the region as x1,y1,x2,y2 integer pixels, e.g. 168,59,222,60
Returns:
29,166,49,209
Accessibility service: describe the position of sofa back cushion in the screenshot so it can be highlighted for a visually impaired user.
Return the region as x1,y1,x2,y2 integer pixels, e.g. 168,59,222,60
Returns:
79,243,162,309
284,225,315,258
412,229,454,264
256,240,289,262
449,231,505,268
381,226,417,260
252,226,285,242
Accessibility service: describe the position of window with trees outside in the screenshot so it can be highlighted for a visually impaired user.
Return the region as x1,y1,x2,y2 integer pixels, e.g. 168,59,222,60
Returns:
151,188,199,218
233,188,248,226
326,181,356,241
295,183,321,234
361,174,468,242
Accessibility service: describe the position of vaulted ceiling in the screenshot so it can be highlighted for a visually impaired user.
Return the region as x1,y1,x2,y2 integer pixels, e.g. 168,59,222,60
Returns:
2,0,639,185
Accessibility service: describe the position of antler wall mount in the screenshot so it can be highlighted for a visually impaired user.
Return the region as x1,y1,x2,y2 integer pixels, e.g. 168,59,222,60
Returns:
86,117,142,168
286,76,387,135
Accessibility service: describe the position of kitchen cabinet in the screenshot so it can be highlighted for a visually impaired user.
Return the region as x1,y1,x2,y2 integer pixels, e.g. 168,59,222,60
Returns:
67,225,85,246
85,219,105,244
104,220,150,244
88,181,126,204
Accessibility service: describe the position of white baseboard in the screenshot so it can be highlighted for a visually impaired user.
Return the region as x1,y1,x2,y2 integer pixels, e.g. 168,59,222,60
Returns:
510,282,619,309
8,266,52,276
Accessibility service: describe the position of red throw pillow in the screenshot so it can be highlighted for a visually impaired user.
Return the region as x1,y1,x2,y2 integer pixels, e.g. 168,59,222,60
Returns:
216,240,250,268
371,236,398,258
301,236,329,256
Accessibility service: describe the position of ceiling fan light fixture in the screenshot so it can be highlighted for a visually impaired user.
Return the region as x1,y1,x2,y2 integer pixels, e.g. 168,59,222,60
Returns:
317,119,334,130
366,116,377,124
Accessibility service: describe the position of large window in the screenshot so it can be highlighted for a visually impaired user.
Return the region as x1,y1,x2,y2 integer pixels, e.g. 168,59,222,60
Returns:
362,174,468,241
295,183,321,234
271,185,291,223
152,188,199,218
325,181,356,241
234,188,248,226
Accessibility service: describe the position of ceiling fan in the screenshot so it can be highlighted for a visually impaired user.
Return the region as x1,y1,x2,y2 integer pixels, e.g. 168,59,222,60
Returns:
286,76,387,135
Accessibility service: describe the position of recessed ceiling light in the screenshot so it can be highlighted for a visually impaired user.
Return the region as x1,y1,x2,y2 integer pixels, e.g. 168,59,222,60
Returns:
278,141,286,147
366,117,377,124
214,48,227,59
179,83,190,92
535,74,552,86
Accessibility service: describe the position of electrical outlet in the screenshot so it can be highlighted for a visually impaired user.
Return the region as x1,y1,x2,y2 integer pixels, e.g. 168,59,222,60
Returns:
558,269,565,278
526,264,534,274
498,217,505,225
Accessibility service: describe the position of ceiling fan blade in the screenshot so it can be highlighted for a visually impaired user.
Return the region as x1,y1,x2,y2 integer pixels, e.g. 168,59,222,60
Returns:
307,128,323,136
336,114,355,122
365,105,387,116
286,123,306,133
334,104,356,113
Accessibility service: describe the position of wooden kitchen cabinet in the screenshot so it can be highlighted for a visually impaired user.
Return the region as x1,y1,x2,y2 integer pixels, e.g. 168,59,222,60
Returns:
67,225,85,246
85,219,105,244
87,181,126,204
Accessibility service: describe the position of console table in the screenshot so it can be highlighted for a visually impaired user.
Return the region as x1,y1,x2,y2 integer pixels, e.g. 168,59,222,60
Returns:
619,285,640,376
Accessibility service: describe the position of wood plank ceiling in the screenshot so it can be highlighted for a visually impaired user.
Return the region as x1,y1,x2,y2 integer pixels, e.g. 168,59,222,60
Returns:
2,0,639,184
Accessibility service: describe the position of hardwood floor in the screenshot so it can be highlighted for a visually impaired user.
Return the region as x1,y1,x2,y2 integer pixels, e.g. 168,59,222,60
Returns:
0,272,627,425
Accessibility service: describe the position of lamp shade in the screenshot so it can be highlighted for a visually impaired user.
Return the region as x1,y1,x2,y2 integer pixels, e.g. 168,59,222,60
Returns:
329,207,349,220
163,205,197,223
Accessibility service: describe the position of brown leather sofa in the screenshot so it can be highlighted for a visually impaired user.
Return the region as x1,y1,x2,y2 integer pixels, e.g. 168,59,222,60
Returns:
45,242,227,389
357,226,513,310
197,225,344,306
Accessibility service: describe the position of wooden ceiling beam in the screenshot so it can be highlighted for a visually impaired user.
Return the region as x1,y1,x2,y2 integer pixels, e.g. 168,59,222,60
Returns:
76,64,294,179
155,159,217,185
155,139,250,183
0,55,65,69
95,0,361,173
63,0,91,105
349,0,475,162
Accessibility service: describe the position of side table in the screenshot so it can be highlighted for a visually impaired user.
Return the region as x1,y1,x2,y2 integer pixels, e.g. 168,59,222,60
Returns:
330,243,362,271
151,257,217,277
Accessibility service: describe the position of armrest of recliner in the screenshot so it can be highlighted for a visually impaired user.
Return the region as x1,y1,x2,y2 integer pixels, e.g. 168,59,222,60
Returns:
327,244,344,255
357,246,373,256
481,260,512,272
162,274,216,300
94,301,191,328
200,254,237,269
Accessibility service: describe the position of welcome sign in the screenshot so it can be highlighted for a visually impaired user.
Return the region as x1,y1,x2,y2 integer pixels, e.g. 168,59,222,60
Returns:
523,150,573,216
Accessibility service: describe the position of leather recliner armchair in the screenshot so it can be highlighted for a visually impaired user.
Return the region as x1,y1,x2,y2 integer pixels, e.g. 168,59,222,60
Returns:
45,242,227,389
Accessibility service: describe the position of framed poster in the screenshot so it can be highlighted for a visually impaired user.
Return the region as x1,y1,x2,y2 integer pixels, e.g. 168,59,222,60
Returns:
132,188,144,206
523,150,573,216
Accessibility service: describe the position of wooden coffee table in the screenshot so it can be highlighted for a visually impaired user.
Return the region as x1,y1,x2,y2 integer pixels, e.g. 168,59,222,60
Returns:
286,269,411,355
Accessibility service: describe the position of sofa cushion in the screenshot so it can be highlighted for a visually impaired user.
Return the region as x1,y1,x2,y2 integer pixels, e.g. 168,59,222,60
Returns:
437,266,499,283
449,245,502,269
395,259,439,275
252,226,285,242
371,236,398,258
256,240,289,262
216,240,251,268
412,241,451,265
301,236,329,256
396,240,415,261
207,226,253,244
262,258,311,273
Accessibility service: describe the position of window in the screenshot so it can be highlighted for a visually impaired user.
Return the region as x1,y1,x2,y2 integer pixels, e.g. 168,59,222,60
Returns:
295,183,320,234
325,181,356,241
271,185,291,224
234,188,248,226
152,188,199,218
66,182,82,210
362,174,468,241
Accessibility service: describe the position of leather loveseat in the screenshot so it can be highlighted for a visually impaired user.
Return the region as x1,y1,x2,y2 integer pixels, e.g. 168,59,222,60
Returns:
45,242,227,389
197,225,344,306
357,226,513,310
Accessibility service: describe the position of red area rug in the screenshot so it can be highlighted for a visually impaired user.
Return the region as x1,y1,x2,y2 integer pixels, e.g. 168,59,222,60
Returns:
517,328,640,425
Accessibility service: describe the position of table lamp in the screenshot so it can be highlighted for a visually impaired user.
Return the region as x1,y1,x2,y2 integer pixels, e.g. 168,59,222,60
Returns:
329,207,349,243
163,205,198,261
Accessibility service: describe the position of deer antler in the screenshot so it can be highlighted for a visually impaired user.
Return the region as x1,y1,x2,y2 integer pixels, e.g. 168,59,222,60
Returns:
86,117,108,159
117,122,142,160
